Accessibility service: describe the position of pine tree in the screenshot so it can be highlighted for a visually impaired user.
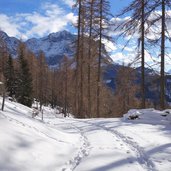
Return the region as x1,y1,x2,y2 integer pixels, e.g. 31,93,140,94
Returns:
4,55,16,97
16,43,33,107
37,51,48,110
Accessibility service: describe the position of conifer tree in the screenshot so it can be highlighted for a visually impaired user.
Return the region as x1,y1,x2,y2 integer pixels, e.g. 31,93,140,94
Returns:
16,43,33,107
37,51,48,110
4,54,16,97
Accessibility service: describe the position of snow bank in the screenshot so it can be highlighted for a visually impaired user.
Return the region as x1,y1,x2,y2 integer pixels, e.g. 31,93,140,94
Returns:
123,108,171,123
0,97,81,171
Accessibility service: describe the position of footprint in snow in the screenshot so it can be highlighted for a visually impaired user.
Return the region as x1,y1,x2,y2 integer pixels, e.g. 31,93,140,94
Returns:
126,150,130,154
127,136,133,140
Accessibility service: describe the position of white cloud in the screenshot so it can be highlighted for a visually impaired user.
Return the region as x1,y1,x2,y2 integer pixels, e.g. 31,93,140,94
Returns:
0,14,21,37
0,2,77,39
61,0,75,8
111,52,135,65
110,10,171,40
102,39,116,52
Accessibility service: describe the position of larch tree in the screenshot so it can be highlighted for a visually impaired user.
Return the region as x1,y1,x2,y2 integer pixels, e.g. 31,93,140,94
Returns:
145,0,171,109
74,0,82,117
114,0,166,109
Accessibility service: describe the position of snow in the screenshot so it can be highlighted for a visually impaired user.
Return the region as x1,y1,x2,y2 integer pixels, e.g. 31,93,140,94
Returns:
0,97,171,171
25,30,75,64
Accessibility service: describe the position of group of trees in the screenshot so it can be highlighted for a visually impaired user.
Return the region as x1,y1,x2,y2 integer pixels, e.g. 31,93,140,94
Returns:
0,40,54,109
0,0,170,117
115,0,171,110
73,0,113,117
72,0,171,117
0,43,33,107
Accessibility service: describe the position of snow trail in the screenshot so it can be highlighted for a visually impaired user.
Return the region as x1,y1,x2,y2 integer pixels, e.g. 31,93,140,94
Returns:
1,99,170,171
73,119,156,171
84,120,156,171
61,122,90,171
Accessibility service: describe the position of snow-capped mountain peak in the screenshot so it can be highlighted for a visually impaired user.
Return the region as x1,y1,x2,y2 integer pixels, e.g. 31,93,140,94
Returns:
0,30,76,65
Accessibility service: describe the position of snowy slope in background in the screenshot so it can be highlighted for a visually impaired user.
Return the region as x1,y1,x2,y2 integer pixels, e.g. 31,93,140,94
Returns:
25,30,76,65
0,31,20,57
0,30,76,65
0,99,171,171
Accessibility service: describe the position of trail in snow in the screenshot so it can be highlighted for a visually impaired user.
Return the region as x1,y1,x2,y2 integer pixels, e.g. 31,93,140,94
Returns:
2,99,171,171
2,111,156,171
73,119,156,171
61,122,90,171
98,126,155,170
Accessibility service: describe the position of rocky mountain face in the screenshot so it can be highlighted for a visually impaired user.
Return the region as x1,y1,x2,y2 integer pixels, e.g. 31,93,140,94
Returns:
25,30,76,65
0,31,20,57
0,30,76,65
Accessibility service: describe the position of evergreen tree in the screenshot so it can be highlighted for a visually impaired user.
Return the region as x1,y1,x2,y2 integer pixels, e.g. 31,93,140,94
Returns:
37,51,48,110
16,43,33,107
4,54,16,97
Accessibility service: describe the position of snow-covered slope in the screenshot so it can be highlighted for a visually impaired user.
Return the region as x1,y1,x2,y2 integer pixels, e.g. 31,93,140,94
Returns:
0,98,81,171
25,30,76,65
0,30,76,65
0,31,20,57
0,98,171,171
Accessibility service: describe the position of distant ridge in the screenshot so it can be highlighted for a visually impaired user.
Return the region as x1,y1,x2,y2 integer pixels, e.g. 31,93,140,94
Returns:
0,30,76,65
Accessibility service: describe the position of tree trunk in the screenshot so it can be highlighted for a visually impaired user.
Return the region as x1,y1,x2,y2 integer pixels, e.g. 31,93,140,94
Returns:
96,0,103,117
141,0,145,109
79,6,85,118
64,59,68,117
160,0,165,110
87,0,94,118
1,90,5,111
41,109,43,121
75,0,82,116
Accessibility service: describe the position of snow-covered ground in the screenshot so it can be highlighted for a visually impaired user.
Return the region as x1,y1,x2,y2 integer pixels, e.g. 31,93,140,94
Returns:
0,98,171,171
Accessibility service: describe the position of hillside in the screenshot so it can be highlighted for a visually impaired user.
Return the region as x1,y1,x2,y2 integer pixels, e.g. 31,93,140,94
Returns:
0,98,171,171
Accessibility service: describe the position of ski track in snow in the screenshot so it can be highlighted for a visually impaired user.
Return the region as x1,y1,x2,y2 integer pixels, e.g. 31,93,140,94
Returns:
79,120,156,171
61,122,90,171
1,111,157,171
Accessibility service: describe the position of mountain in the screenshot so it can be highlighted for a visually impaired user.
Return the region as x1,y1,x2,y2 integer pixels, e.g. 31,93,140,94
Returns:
25,30,76,65
103,64,171,103
0,31,20,57
0,30,76,65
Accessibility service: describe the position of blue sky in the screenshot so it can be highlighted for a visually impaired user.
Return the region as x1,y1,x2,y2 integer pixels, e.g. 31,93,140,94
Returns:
0,0,132,15
0,0,133,38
